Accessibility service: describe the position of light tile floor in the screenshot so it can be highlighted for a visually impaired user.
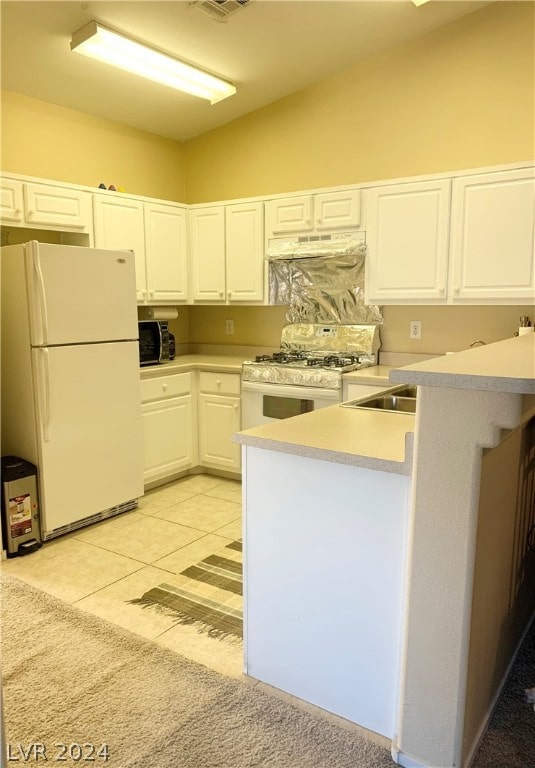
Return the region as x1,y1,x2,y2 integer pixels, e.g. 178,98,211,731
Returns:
1,475,244,678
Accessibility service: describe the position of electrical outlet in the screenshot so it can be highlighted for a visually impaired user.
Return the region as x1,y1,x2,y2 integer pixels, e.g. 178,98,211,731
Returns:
409,320,422,340
225,319,234,335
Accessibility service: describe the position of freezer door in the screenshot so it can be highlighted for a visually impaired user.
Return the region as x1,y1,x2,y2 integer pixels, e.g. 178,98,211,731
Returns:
26,241,138,346
32,341,143,534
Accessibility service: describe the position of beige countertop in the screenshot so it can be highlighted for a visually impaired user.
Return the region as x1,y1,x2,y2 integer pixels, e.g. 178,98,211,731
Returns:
342,364,393,385
141,358,394,384
234,403,414,475
389,334,535,394
140,354,247,379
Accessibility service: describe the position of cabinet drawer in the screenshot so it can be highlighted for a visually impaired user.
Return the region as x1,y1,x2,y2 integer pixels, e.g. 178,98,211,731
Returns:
199,371,241,396
140,372,191,402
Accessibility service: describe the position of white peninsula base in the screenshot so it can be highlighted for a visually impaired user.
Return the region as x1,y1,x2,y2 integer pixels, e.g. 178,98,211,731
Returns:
242,446,410,739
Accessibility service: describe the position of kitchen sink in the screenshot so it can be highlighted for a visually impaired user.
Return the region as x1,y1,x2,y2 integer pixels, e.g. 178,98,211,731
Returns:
341,384,417,413
351,395,417,413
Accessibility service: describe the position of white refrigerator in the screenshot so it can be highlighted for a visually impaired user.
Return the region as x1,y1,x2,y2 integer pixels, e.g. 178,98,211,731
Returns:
1,240,144,539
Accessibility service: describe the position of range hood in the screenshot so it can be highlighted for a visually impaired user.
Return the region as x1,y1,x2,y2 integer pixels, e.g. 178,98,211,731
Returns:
266,234,383,326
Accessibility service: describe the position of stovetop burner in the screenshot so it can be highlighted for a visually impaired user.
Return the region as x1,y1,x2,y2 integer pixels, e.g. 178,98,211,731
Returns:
253,351,366,371
243,323,379,390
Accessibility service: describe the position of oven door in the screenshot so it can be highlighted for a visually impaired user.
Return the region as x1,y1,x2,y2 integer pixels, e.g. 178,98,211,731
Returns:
241,380,341,430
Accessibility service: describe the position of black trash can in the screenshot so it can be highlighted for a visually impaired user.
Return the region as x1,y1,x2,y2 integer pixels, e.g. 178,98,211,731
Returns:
1,456,42,557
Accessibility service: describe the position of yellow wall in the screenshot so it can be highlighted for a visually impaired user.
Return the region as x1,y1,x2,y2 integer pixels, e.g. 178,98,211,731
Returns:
182,1,535,354
1,3,534,355
186,304,534,355
189,306,287,348
0,91,186,202
184,2,534,202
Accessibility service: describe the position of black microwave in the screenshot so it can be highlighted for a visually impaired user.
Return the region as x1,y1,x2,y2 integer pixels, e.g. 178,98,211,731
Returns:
138,321,174,366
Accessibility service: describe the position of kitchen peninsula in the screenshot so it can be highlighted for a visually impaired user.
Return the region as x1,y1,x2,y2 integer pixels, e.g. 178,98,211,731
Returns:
235,334,535,768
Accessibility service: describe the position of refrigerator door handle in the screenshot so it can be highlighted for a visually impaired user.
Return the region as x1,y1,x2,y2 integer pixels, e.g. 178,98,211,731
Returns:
37,348,51,442
32,249,49,345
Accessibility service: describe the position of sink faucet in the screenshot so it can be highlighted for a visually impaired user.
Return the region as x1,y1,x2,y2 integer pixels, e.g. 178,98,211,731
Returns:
469,340,486,347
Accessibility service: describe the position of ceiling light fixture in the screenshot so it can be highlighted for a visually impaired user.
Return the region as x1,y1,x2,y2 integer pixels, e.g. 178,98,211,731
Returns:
70,21,236,104
412,0,431,6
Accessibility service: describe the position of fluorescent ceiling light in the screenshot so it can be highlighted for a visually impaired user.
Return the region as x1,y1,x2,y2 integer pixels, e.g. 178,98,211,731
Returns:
70,21,236,104
412,0,431,5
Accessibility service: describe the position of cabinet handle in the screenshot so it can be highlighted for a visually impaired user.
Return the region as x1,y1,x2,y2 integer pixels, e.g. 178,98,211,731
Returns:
233,403,239,410
162,382,168,391
316,219,322,225
227,291,231,299
439,286,445,295
27,209,35,217
149,290,154,298
14,208,21,216
306,218,312,226
216,379,221,387
454,286,460,294
218,290,224,297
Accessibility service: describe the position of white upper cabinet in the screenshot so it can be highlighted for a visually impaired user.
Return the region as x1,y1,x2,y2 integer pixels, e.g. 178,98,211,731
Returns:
1,177,93,233
225,202,264,302
365,179,451,304
265,189,360,237
1,178,24,223
190,206,226,301
93,194,147,302
190,202,264,303
314,190,361,230
265,195,313,234
94,194,188,304
449,168,535,303
144,203,188,303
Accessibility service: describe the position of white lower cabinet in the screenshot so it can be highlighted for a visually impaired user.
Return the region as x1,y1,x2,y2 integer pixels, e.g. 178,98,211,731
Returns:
198,372,241,472
140,372,197,486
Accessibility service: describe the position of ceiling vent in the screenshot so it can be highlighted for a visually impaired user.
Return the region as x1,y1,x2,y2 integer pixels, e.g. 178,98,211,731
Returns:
191,0,252,22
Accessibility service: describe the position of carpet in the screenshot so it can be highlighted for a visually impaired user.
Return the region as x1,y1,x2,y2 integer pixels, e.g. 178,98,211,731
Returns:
1,574,394,768
129,539,243,641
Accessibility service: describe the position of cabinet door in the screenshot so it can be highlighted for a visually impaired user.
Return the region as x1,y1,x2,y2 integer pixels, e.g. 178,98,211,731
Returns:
450,169,535,303
198,393,241,472
144,203,188,303
265,196,313,236
365,180,451,304
142,395,195,485
24,182,93,232
1,178,24,223
190,207,226,301
315,190,360,230
94,195,147,302
225,202,264,302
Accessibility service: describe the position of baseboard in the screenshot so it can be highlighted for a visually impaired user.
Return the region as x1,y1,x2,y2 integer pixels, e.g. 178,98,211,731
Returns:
464,610,535,768
391,746,431,768
144,465,241,492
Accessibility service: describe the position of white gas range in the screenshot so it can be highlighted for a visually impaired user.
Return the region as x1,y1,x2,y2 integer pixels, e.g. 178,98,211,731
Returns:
241,323,379,428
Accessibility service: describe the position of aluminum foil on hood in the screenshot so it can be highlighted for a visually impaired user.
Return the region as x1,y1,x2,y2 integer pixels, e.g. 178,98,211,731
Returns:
266,238,383,326
280,323,380,356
